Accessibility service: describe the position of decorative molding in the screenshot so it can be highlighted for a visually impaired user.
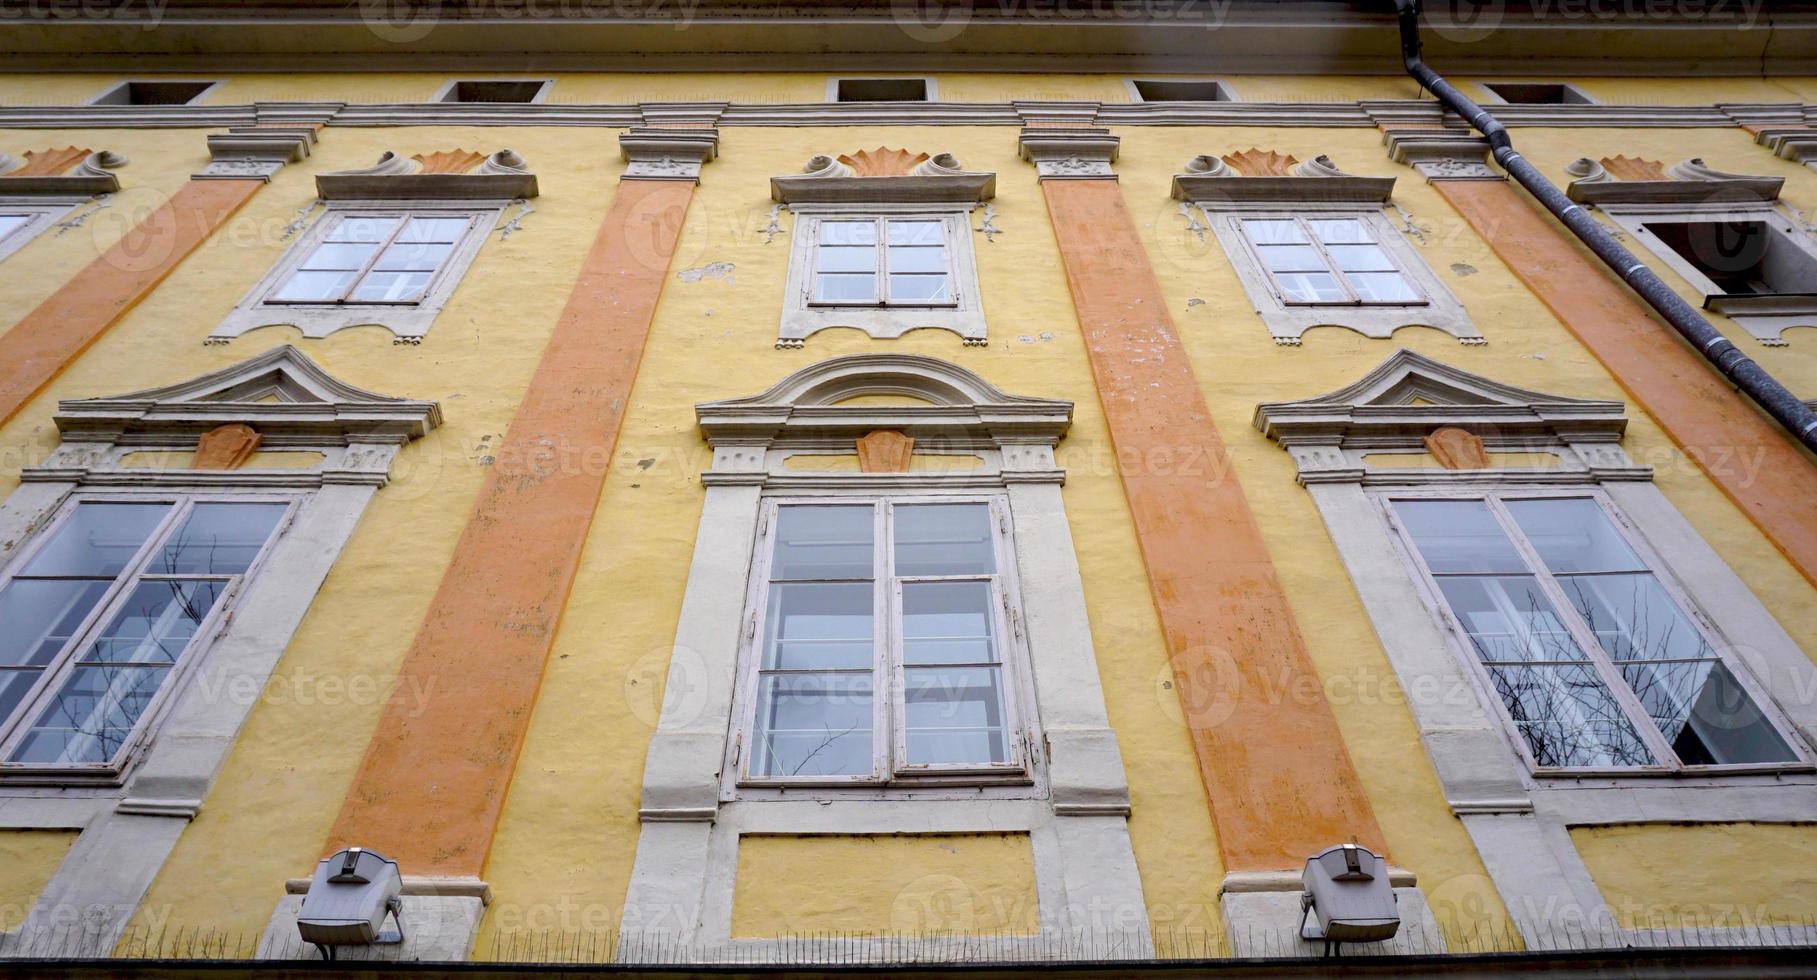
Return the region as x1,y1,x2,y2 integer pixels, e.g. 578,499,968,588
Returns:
193,422,262,470
195,126,315,181
316,148,538,199
1171,150,1395,204
771,149,994,205
1565,155,1783,204
619,127,719,182
49,345,441,452
1424,426,1489,470
1382,128,1500,181
855,429,914,473
0,148,127,194
1254,348,1635,485
1756,128,1817,171
1018,127,1119,180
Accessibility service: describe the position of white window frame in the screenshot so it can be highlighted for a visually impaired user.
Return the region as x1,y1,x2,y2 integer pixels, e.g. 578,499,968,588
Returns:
210,201,502,344
826,76,936,102
1231,213,1431,309
0,200,75,264
429,78,555,104
1199,203,1480,345
780,205,986,347
805,214,961,311
1606,202,1817,346
725,492,1038,796
1379,485,1811,778
0,492,298,782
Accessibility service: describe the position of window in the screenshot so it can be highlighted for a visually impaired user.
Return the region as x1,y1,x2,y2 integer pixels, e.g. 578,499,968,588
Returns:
213,204,499,342
268,213,478,305
88,80,219,106
1391,492,1799,771
1129,79,1233,102
0,204,65,264
1238,217,1424,306
0,495,291,770
736,497,1029,784
1641,220,1817,297
1480,82,1594,105
433,79,552,103
831,77,931,102
811,218,954,307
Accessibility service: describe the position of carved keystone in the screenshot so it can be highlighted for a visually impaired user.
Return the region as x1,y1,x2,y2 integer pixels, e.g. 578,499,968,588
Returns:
856,430,915,473
1424,426,1489,470
194,423,262,470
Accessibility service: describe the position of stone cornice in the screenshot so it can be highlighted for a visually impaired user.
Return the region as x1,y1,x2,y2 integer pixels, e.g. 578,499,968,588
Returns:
1018,127,1119,180
1171,152,1395,204
1757,128,1817,170
771,151,994,205
194,126,315,181
619,127,719,181
0,101,1811,132
1564,156,1783,205
0,148,127,195
315,148,539,199
1382,128,1501,182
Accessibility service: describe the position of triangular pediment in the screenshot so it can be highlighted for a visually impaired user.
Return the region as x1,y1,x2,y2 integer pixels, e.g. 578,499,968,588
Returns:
56,346,441,442
1254,349,1627,446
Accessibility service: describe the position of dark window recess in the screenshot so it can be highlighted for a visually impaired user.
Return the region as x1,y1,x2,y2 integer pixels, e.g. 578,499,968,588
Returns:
93,81,216,106
1645,220,1817,296
834,78,928,102
1482,82,1593,105
1130,79,1232,102
440,80,547,103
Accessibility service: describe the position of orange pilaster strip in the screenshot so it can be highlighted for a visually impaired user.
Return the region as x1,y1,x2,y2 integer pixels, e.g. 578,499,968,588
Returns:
1435,180,1817,587
1038,177,1385,873
0,179,262,424
325,177,699,876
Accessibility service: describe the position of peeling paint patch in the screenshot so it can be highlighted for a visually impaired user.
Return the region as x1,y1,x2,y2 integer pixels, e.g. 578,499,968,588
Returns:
677,262,735,284
1186,298,1205,309
1449,262,1478,276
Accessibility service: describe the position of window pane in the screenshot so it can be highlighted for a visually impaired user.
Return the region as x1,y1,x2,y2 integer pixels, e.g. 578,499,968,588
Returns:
0,671,42,730
396,217,470,243
0,214,30,239
773,505,873,580
8,664,169,765
155,503,286,575
1243,219,1307,244
763,583,873,670
326,216,400,243
904,665,1009,766
1275,273,1345,303
816,245,876,273
21,503,170,578
297,242,380,271
887,221,944,246
1434,576,1584,663
1553,572,1713,663
1487,664,1655,767
1309,218,1370,243
894,504,994,576
372,241,454,272
0,579,110,668
1619,660,1794,765
272,270,357,302
815,273,876,303
886,245,947,274
820,221,877,246
1503,498,1646,573
888,275,951,303
1346,272,1421,303
752,673,873,777
902,581,999,665
1326,244,1395,272
348,270,433,303
1395,500,1530,574
1257,244,1326,273
81,580,227,665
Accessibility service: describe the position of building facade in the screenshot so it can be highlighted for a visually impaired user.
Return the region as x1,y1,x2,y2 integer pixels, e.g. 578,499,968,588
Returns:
0,1,1815,970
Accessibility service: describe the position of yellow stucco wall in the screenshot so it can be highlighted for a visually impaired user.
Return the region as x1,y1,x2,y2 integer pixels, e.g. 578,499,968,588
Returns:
730,834,1039,937
0,831,77,932
0,70,1806,960
1572,823,1817,928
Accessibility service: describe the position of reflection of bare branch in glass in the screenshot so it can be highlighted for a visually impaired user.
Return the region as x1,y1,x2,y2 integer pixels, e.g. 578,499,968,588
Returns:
783,722,862,777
